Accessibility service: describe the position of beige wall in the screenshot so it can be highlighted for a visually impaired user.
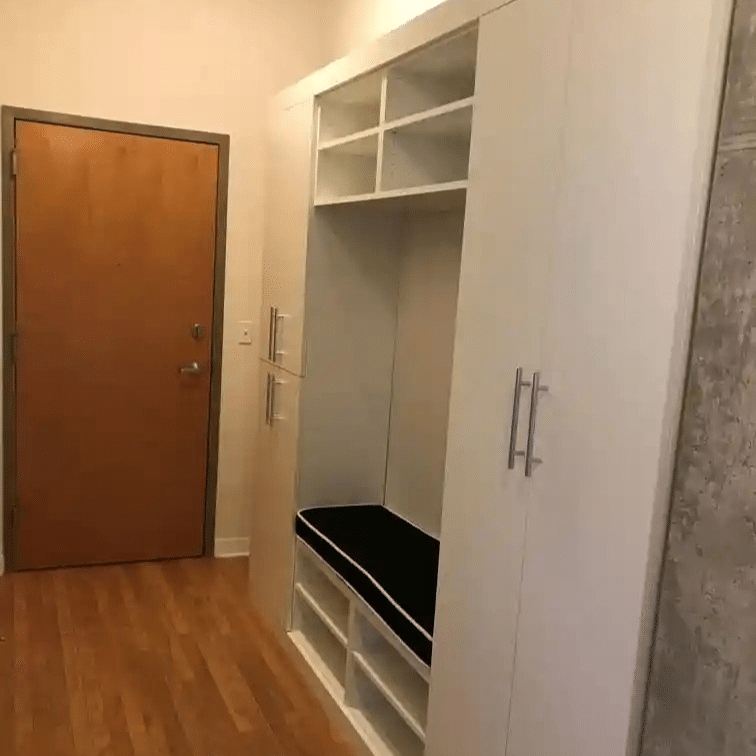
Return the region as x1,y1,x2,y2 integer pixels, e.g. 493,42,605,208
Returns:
333,0,447,52
0,0,346,559
0,0,446,564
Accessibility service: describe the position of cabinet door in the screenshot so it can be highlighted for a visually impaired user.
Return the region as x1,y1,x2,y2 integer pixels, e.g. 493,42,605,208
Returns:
249,361,301,631
425,3,573,756
504,3,730,756
259,99,315,376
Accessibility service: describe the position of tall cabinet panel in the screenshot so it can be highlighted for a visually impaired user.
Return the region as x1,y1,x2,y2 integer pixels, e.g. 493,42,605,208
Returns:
505,2,732,755
259,99,315,377
249,362,302,630
425,2,574,755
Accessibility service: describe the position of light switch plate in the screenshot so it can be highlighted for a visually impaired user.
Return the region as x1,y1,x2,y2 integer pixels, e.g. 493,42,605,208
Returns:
238,321,253,345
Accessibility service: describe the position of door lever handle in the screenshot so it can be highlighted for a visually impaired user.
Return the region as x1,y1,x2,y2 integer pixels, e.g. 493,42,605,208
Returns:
179,362,202,375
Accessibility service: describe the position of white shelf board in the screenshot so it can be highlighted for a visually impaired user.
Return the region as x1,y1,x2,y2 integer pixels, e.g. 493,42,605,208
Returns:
295,582,349,646
319,127,381,153
384,97,474,136
290,630,346,700
320,98,474,155
315,180,467,211
346,704,424,756
318,132,379,157
353,652,427,741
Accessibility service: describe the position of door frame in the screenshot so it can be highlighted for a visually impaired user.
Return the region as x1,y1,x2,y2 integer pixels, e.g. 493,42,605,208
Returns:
0,106,230,571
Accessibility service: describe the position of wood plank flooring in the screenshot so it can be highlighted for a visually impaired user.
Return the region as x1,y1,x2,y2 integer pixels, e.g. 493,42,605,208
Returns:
0,557,356,756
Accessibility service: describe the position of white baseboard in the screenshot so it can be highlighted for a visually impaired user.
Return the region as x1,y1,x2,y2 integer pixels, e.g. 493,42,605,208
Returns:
0,545,248,569
214,537,250,558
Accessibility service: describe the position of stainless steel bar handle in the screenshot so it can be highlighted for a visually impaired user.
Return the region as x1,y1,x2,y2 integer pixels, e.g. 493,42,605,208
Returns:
179,362,202,375
265,373,273,425
525,371,548,477
268,307,277,361
272,311,285,362
269,376,285,425
508,367,531,469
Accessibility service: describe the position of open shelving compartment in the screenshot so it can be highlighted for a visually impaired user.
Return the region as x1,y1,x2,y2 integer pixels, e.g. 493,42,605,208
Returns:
319,71,384,142
294,24,479,756
351,611,430,741
347,663,426,756
290,542,431,756
380,101,473,191
294,548,351,644
314,25,478,211
316,132,380,201
384,27,478,122
291,594,348,700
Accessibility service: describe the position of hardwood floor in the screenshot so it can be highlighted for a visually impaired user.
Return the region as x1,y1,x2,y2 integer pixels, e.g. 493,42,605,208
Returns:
0,557,355,756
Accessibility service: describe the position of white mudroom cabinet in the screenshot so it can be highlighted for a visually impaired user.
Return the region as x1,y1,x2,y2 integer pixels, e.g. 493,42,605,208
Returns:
249,1,733,755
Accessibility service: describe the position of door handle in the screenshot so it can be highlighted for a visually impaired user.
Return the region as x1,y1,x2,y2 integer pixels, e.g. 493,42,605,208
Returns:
508,367,531,469
524,371,548,477
271,309,286,363
265,373,272,425
179,362,202,375
268,307,277,361
267,375,285,426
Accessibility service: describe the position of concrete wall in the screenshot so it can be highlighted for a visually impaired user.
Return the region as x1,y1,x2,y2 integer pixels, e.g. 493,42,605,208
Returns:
640,2,756,754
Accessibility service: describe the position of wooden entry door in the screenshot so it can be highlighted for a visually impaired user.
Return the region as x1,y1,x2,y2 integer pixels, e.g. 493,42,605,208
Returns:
11,120,221,570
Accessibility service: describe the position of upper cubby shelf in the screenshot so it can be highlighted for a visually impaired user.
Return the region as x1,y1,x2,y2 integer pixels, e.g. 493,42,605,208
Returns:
316,132,379,201
319,71,384,143
381,101,473,191
314,26,478,210
384,28,478,122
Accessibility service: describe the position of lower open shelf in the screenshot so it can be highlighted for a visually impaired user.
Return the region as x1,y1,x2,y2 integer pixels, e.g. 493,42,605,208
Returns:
290,541,430,756
291,595,347,700
347,664,425,756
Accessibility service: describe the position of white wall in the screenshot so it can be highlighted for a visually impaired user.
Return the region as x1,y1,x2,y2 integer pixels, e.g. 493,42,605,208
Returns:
0,0,345,561
333,0,447,52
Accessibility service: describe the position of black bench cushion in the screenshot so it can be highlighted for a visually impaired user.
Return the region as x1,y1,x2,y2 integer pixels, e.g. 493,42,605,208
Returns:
295,504,439,666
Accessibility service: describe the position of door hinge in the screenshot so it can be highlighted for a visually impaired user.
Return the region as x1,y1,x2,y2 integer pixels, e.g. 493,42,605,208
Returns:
10,149,18,178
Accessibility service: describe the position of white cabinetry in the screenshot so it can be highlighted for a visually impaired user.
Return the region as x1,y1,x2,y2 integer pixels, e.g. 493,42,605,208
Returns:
249,363,301,628
425,2,572,753
504,2,734,756
259,99,314,377
250,1,731,755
